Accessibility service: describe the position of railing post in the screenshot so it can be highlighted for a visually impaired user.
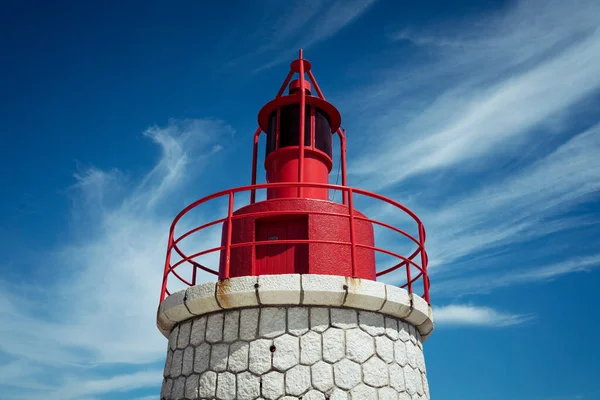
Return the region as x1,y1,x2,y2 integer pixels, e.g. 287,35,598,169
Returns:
406,256,413,296
347,188,357,277
250,128,261,204
192,262,198,286
160,228,175,303
224,191,235,279
419,223,429,304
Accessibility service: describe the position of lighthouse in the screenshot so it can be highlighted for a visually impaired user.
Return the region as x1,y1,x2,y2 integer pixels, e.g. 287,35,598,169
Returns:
157,50,433,400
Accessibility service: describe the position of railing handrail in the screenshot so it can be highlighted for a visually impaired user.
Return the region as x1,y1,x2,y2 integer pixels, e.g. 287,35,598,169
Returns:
160,181,429,305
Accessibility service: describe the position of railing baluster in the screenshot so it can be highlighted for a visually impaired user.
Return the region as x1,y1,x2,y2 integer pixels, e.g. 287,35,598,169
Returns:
347,188,357,277
225,191,234,280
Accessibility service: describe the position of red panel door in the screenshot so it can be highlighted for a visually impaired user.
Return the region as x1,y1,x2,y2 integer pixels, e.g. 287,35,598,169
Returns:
255,218,308,275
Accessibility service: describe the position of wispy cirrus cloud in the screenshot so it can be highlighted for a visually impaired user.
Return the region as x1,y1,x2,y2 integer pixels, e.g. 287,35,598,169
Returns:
226,0,378,71
339,0,600,296
0,119,233,399
434,304,535,327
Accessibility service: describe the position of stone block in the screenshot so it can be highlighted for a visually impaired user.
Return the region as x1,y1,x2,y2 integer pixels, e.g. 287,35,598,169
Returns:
376,336,395,364
358,310,385,336
301,275,346,306
216,371,236,400
311,361,334,392
197,371,217,398
378,387,398,400
190,316,207,346
210,343,228,372
331,308,357,329
343,277,386,310
228,341,249,372
162,290,194,323
258,274,301,305
239,308,259,340
177,321,191,349
223,310,240,342
333,359,361,390
303,390,326,400
261,371,284,399
379,285,411,319
345,328,375,363
259,307,286,338
237,371,260,400
389,363,405,392
300,331,321,365
405,294,429,327
288,307,309,336
285,365,311,396
186,282,220,316
363,356,388,387
206,313,224,343
216,276,258,309
273,334,299,371
309,307,329,332
350,383,377,399
194,343,210,374
322,328,345,363
249,338,272,375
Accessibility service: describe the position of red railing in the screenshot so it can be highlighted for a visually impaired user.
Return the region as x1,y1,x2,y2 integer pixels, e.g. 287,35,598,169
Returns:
160,182,430,304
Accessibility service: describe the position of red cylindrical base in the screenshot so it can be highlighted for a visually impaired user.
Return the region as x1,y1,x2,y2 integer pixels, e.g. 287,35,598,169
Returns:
218,198,376,280
265,147,332,200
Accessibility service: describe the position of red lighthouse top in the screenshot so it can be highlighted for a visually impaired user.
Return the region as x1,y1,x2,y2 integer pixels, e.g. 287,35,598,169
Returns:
159,50,430,305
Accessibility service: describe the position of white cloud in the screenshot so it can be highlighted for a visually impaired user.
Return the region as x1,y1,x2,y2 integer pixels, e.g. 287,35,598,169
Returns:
347,0,600,188
0,119,233,398
435,254,600,296
434,304,534,327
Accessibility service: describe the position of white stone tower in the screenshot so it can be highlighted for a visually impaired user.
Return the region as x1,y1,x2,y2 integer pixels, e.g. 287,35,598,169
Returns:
156,50,433,399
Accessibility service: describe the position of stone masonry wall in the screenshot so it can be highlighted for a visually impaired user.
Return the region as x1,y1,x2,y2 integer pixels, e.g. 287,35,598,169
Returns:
161,306,429,400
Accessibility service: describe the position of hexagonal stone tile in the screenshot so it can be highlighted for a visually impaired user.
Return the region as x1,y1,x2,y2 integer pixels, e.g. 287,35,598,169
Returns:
422,371,430,398
169,325,179,350
376,336,395,363
164,349,173,377
285,365,311,396
210,343,229,372
260,307,287,338
385,316,399,340
240,308,259,340
190,315,207,346
182,346,194,376
206,313,224,343
194,342,210,374
303,389,326,400
172,376,186,399
249,338,272,375
171,349,183,377
300,331,322,365
358,310,385,336
288,307,309,336
398,321,410,342
330,387,349,400
406,341,418,368
216,371,236,400
311,361,334,392
395,340,407,366
350,383,377,399
323,328,345,363
228,341,249,372
273,334,299,371
177,321,192,348
333,359,361,390
389,363,406,393
404,365,419,395
398,392,411,400
345,328,375,363
161,378,173,399
261,371,284,399
331,308,357,329
363,356,389,387
185,374,199,399
197,371,217,398
310,307,330,332
224,310,240,342
237,371,260,400
378,387,398,400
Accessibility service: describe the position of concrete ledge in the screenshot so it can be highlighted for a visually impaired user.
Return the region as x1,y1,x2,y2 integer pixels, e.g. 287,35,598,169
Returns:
157,274,434,342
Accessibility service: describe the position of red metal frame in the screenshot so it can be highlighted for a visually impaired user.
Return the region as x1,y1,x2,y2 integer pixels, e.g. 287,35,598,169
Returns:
159,50,430,305
160,181,429,305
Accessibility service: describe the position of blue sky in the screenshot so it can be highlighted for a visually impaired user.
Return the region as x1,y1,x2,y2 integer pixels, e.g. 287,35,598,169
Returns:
1,0,600,399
